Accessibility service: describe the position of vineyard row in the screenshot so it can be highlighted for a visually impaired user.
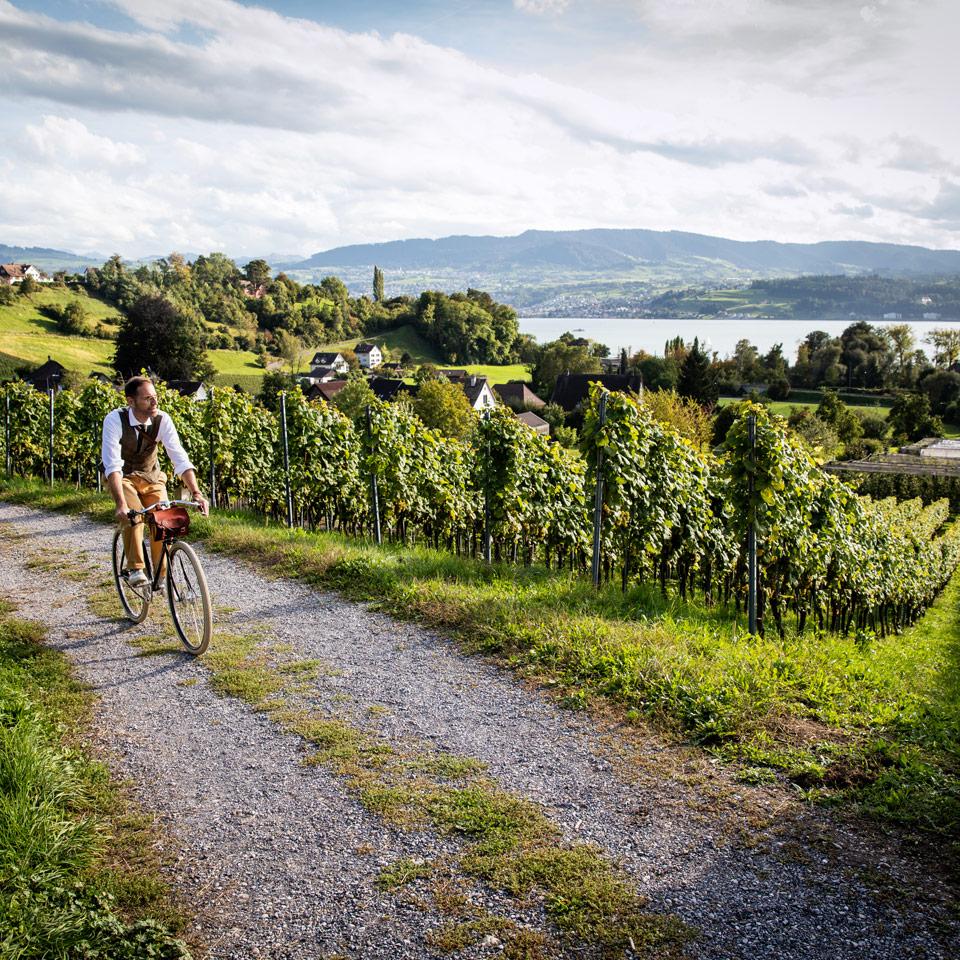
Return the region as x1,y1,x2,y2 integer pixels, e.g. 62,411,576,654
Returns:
3,377,958,639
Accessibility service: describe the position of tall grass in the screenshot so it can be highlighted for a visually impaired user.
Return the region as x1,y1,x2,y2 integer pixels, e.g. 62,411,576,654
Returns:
0,598,191,958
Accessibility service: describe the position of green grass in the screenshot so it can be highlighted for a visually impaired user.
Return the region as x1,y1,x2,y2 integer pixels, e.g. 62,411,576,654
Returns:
317,324,442,365
5,478,960,843
718,398,891,420
0,597,191,957
0,287,119,374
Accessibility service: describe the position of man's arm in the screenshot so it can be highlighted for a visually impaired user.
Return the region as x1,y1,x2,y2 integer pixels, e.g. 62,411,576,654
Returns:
179,468,209,516
156,413,209,516
101,412,129,524
105,471,131,525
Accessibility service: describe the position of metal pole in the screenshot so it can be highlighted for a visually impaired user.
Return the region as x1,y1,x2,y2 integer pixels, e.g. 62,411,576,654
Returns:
483,408,491,564
48,386,55,485
208,385,217,509
591,391,608,588
4,393,10,477
366,405,382,546
747,412,758,635
280,391,294,528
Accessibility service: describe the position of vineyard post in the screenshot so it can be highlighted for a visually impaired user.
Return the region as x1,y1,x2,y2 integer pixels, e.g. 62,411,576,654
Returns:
747,411,758,635
591,390,608,588
280,391,294,528
208,385,218,509
482,408,491,564
94,419,101,492
366,404,382,546
48,386,55,485
4,393,10,477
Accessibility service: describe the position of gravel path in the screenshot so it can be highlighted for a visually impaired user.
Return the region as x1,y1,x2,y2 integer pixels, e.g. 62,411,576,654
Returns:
0,501,956,960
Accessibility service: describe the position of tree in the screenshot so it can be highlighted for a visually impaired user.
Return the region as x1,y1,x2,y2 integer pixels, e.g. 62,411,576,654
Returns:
927,328,960,368
373,265,385,303
274,329,305,373
414,378,476,439
331,374,376,422
530,340,600,397
18,276,39,297
815,389,862,445
888,392,943,442
53,300,90,336
112,294,213,381
884,323,915,385
676,338,718,407
258,369,298,413
244,258,272,287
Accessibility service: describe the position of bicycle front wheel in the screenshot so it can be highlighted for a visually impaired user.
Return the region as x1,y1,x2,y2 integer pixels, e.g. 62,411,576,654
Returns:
111,528,151,623
166,541,212,654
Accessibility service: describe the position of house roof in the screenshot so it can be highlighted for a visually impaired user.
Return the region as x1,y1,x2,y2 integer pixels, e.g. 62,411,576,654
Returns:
306,380,347,402
23,357,67,389
0,264,27,279
436,368,468,381
494,381,545,409
355,342,379,354
368,376,417,401
310,351,342,365
307,366,338,380
516,410,549,434
550,372,643,412
167,380,206,396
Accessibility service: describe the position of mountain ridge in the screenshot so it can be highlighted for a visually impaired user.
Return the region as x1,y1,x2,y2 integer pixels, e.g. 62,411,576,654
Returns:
285,228,960,277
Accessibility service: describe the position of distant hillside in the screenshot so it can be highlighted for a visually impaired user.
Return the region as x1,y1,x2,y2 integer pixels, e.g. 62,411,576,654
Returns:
288,228,960,277
0,244,102,273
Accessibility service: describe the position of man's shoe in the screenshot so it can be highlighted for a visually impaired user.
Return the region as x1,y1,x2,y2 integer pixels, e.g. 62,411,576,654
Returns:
127,569,149,588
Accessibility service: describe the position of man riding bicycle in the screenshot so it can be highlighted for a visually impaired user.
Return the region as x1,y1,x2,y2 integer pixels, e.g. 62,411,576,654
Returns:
101,376,209,588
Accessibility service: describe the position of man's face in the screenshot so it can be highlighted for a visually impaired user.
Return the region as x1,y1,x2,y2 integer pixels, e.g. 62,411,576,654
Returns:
130,383,159,419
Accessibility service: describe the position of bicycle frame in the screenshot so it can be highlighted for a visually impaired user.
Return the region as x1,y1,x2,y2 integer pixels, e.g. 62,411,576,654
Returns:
126,499,201,592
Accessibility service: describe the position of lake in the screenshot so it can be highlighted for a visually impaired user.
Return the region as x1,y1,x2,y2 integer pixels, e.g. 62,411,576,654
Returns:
518,317,960,360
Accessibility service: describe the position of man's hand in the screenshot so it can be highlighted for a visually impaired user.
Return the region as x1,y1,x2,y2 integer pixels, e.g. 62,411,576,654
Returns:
115,504,132,525
190,491,210,517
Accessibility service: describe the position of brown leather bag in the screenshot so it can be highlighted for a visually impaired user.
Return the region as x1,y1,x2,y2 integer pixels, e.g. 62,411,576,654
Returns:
149,507,191,541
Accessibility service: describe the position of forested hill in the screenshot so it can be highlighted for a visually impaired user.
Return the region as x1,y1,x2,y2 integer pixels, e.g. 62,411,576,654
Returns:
0,244,102,272
288,229,960,277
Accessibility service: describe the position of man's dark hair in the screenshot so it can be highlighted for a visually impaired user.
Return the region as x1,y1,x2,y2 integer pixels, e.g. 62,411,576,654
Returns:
124,375,153,399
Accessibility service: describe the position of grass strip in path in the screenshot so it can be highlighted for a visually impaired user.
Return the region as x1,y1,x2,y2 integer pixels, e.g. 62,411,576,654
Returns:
0,594,193,959
3,478,959,844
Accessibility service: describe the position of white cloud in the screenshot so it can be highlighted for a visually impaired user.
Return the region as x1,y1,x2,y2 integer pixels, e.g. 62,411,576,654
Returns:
0,0,956,256
513,0,571,14
23,115,145,166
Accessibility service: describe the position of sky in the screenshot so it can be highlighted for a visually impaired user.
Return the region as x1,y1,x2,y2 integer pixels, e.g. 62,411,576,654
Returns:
1,0,958,259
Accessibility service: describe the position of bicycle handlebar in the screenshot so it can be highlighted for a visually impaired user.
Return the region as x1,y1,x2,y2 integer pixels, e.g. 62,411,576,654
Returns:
126,499,204,520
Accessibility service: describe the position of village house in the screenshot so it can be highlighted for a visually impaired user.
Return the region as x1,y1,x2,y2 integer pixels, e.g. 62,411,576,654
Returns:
301,365,340,386
0,263,50,285
239,280,267,299
166,380,209,400
368,376,416,402
515,410,550,436
493,381,545,411
23,357,67,392
309,351,349,374
550,372,643,426
305,380,348,403
354,342,383,369
462,375,497,411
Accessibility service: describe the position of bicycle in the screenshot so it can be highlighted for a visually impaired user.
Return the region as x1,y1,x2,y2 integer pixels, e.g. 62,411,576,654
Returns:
111,499,212,655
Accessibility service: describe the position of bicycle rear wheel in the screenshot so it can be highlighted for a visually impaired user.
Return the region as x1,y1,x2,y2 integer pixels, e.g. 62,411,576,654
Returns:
111,527,152,623
166,541,212,655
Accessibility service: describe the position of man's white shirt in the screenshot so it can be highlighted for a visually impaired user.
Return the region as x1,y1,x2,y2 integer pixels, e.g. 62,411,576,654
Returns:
101,407,195,479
